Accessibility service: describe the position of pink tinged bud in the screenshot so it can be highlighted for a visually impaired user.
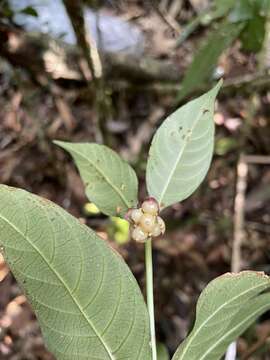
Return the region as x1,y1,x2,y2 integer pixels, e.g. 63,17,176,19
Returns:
141,198,159,215
125,208,133,221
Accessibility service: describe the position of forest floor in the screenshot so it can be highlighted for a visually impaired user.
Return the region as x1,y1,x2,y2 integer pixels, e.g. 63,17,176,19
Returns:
0,1,270,359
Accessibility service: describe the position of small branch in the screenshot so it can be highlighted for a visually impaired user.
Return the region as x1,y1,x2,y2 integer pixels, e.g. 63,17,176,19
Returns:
1,24,270,98
226,154,270,359
232,154,248,273
150,0,181,34
241,325,270,359
226,155,248,360
62,0,102,83
242,155,270,165
62,0,107,143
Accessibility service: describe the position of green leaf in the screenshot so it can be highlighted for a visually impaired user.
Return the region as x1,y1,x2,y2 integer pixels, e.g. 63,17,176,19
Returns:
20,6,38,17
157,343,170,360
146,80,222,209
240,15,266,52
201,0,236,26
177,21,244,101
0,185,151,360
54,141,138,217
176,0,235,46
259,0,270,15
215,137,238,156
211,0,235,20
173,271,270,360
228,0,255,22
228,0,270,22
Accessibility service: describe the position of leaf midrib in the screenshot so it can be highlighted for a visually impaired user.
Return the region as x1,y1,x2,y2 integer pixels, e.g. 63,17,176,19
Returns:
157,102,212,205
64,145,131,210
176,281,268,360
0,212,115,360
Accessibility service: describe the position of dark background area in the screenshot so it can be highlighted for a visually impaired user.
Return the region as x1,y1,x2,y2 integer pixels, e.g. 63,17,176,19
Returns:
0,0,270,359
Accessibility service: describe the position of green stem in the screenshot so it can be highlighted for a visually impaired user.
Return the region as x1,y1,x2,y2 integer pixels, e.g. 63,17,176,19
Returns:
145,238,157,360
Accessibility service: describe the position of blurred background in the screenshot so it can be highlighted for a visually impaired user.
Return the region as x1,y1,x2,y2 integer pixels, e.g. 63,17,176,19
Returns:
0,0,270,359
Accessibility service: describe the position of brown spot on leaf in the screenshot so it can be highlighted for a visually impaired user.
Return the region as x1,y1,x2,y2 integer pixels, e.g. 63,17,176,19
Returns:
116,206,122,214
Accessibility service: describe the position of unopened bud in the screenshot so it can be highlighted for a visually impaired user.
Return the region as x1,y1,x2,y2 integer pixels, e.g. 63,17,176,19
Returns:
131,226,148,243
151,223,162,237
139,213,156,233
130,208,143,224
141,198,159,215
157,216,166,234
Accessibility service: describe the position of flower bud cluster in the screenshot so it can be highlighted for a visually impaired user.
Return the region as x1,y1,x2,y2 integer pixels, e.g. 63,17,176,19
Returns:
126,198,165,243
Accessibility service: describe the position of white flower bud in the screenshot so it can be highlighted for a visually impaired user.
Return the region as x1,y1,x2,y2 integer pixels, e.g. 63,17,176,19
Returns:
131,226,148,243
139,213,156,233
157,216,165,234
130,208,143,224
142,198,159,215
151,223,162,237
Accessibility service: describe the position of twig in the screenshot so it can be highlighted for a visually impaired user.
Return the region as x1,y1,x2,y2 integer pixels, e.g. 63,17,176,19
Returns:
150,0,181,34
62,0,105,143
35,75,75,131
168,0,183,19
62,0,102,83
232,154,248,273
107,72,270,97
241,325,270,359
226,155,248,360
51,83,75,131
246,221,270,234
226,154,270,359
242,155,270,165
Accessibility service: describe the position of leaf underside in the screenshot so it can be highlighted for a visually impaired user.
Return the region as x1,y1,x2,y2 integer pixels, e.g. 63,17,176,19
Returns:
54,141,138,217
0,185,151,360
146,80,222,209
173,271,270,360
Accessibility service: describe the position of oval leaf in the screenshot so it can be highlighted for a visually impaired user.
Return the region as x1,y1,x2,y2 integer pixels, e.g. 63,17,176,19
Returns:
173,271,270,360
146,80,222,208
0,185,151,360
54,141,138,217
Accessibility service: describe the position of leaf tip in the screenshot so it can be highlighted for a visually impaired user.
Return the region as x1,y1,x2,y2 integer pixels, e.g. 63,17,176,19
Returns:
53,139,67,148
209,78,223,98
